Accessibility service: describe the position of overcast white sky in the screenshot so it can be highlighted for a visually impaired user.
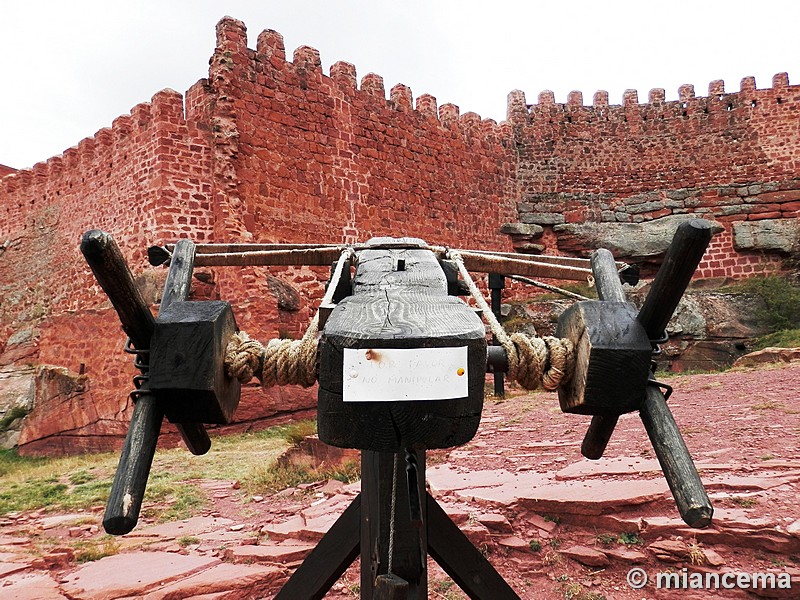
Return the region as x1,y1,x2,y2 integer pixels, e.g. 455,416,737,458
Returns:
1,0,797,170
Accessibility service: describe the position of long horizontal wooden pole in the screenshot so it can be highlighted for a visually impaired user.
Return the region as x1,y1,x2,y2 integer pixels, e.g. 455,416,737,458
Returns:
168,243,340,254
457,248,628,270
190,247,346,267
158,242,605,280
457,250,593,281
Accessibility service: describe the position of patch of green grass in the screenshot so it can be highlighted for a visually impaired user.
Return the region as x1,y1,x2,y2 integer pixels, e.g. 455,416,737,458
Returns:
73,536,120,563
68,470,95,485
0,448,46,477
529,539,543,552
0,420,316,518
0,453,114,516
243,459,360,494
563,581,607,600
752,400,782,411
596,531,641,546
731,496,758,508
177,535,201,547
618,532,642,546
596,533,617,546
140,475,208,523
725,277,800,331
0,406,29,432
543,515,561,525
276,419,318,446
754,328,800,350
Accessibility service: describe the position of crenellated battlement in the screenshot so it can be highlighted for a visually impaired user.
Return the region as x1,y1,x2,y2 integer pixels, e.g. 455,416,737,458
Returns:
0,89,205,241
507,72,796,127
211,16,509,144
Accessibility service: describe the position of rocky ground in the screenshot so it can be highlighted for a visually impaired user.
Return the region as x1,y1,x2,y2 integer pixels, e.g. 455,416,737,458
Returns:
1,360,799,599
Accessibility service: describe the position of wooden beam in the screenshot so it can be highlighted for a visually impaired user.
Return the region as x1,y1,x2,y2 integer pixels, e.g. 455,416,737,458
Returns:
458,248,627,270
80,230,165,536
274,494,361,600
427,492,520,599
156,240,211,455
457,250,592,281
580,248,628,460
361,451,427,599
191,246,345,267
318,239,485,452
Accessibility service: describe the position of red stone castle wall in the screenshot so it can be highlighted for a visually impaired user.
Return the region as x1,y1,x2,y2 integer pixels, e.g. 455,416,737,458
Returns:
0,17,518,455
508,76,799,277
204,18,518,341
0,89,218,454
0,16,796,454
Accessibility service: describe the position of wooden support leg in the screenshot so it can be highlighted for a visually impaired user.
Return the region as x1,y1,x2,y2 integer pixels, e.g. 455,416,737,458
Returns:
489,273,505,398
427,492,520,600
361,450,428,599
273,494,361,600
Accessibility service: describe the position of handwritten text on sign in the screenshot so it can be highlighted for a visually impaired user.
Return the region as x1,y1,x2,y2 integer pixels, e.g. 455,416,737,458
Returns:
343,347,469,402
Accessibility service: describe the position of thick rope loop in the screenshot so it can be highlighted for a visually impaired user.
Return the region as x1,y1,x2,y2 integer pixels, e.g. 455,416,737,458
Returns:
226,248,577,392
504,333,574,391
224,248,352,390
225,331,263,383
448,251,576,392
225,325,319,389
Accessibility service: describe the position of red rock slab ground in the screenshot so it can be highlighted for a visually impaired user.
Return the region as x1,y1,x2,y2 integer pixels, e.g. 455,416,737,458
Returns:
0,362,798,599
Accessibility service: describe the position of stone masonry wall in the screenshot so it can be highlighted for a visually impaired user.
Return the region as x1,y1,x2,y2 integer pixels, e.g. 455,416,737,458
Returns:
0,89,219,455
0,17,517,455
205,18,518,344
0,16,797,454
506,77,799,277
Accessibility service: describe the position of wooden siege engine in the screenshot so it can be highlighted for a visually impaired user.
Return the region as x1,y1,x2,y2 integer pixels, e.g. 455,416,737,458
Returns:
80,219,717,600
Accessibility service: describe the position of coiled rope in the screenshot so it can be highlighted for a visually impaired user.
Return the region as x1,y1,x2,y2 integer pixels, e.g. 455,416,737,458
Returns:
448,251,576,391
225,247,576,392
224,248,353,388
225,318,320,388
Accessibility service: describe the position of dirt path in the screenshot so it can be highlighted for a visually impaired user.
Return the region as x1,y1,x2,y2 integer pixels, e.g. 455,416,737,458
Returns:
1,362,799,599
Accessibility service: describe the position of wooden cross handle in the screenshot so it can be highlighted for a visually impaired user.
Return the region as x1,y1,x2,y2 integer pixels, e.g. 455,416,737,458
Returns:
80,231,209,535
635,220,713,528
579,249,625,460
580,222,714,528
637,219,713,339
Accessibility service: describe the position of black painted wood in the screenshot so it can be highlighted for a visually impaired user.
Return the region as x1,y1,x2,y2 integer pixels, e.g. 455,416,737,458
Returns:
580,248,631,459
634,220,714,528
81,230,155,350
581,414,620,460
374,574,410,599
590,248,627,303
274,494,361,600
556,300,652,415
80,230,163,535
637,219,713,340
489,273,505,399
318,237,486,452
427,492,521,599
158,239,210,456
361,450,427,599
640,385,713,528
150,301,240,424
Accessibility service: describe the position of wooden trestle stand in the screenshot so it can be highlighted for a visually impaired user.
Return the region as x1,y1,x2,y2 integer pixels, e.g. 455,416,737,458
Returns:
278,238,518,599
81,220,714,600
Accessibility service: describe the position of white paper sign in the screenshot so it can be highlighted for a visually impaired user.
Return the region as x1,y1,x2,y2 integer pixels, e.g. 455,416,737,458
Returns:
343,347,469,402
